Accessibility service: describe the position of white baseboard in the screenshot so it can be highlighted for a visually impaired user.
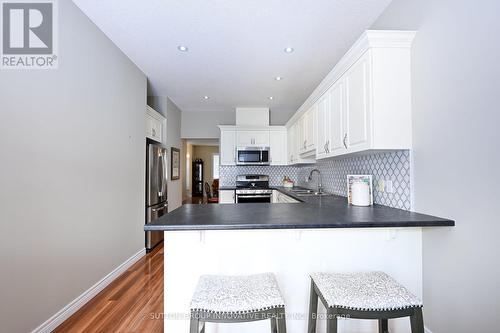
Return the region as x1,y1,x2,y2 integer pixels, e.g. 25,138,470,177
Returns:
31,248,146,333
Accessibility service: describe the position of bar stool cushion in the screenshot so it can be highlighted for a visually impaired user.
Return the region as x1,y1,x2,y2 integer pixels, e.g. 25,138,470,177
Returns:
190,273,285,314
310,271,422,311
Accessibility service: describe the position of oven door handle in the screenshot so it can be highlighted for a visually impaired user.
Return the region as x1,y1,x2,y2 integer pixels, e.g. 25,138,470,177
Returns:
237,195,272,198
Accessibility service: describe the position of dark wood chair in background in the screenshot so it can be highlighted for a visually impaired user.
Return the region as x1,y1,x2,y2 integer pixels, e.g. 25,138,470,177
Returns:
212,179,219,198
205,182,219,204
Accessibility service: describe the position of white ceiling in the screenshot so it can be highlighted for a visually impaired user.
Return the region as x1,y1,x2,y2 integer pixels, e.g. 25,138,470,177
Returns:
73,0,392,124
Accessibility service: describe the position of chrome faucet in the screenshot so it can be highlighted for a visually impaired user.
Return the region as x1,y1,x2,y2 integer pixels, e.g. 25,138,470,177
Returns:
308,169,323,194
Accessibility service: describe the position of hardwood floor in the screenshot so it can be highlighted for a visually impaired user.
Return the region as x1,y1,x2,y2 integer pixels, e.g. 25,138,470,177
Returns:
54,244,164,333
182,196,206,204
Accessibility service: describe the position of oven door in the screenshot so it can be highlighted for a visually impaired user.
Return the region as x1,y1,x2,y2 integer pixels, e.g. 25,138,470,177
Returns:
236,193,272,203
236,147,270,165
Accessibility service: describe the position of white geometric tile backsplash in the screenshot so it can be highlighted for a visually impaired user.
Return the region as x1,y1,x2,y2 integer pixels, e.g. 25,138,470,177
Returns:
296,150,412,210
219,150,412,210
219,165,301,187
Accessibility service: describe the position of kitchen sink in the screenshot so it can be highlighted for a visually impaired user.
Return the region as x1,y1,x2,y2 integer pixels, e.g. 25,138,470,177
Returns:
296,192,333,197
289,188,333,197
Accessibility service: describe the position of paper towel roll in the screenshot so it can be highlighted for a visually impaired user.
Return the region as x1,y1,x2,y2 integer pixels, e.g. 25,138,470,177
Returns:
351,181,371,206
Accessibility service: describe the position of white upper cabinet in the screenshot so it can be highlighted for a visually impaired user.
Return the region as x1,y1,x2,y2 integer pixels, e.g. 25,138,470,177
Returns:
287,121,315,165
298,106,316,156
146,106,166,143
344,51,371,153
289,30,416,160
316,92,330,159
287,123,296,164
269,128,287,165
236,130,270,147
220,126,285,165
306,105,316,152
329,79,345,155
220,128,236,165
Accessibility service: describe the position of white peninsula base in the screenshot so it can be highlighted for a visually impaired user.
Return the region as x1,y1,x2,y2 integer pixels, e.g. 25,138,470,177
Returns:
164,228,422,333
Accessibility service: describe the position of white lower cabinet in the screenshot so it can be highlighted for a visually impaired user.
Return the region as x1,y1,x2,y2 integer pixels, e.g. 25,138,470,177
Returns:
219,190,235,204
272,190,300,203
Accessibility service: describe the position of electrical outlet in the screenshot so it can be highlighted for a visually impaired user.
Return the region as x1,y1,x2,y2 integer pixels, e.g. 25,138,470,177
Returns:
378,180,385,192
386,180,394,193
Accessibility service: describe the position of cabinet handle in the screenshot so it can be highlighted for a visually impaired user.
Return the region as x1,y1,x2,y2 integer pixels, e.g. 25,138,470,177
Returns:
343,134,348,149
152,128,156,136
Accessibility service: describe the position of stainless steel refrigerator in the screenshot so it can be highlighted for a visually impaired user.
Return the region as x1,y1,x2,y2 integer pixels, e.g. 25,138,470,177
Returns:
145,142,168,251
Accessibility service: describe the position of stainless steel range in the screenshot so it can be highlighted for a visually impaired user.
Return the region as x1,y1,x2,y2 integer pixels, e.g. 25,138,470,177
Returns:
235,175,272,203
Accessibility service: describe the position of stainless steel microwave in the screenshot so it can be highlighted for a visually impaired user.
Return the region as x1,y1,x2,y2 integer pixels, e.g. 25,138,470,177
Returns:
236,147,270,165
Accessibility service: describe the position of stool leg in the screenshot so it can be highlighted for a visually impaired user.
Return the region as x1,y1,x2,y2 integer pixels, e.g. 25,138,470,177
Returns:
271,316,278,333
326,308,338,333
307,280,319,333
378,318,388,333
189,312,199,333
410,308,424,333
277,311,287,333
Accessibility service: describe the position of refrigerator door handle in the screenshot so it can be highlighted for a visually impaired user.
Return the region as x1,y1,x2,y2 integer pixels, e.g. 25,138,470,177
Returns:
163,151,168,196
158,152,164,197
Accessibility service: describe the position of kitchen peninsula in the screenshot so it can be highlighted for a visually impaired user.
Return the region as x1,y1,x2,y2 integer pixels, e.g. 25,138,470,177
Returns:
145,189,453,333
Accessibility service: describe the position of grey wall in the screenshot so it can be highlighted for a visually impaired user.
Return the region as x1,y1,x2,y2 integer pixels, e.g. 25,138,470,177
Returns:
148,96,183,211
181,111,235,139
0,1,146,332
372,0,500,332
181,109,293,139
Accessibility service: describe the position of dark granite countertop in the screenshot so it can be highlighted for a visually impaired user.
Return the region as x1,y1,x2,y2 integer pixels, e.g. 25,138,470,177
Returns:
219,186,237,190
145,187,454,231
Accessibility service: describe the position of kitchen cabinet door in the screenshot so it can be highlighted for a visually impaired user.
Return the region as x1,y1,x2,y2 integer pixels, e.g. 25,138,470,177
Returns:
219,190,235,204
270,129,287,165
220,130,236,165
236,131,253,146
237,130,270,147
345,52,371,153
146,106,165,143
287,124,296,164
253,131,270,146
306,105,316,152
297,115,307,154
316,93,330,159
329,79,345,155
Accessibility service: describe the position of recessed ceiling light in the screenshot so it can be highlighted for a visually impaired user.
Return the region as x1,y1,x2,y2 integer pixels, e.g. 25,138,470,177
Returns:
284,47,294,53
268,96,274,100
177,45,188,52
203,95,210,100
274,76,283,81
